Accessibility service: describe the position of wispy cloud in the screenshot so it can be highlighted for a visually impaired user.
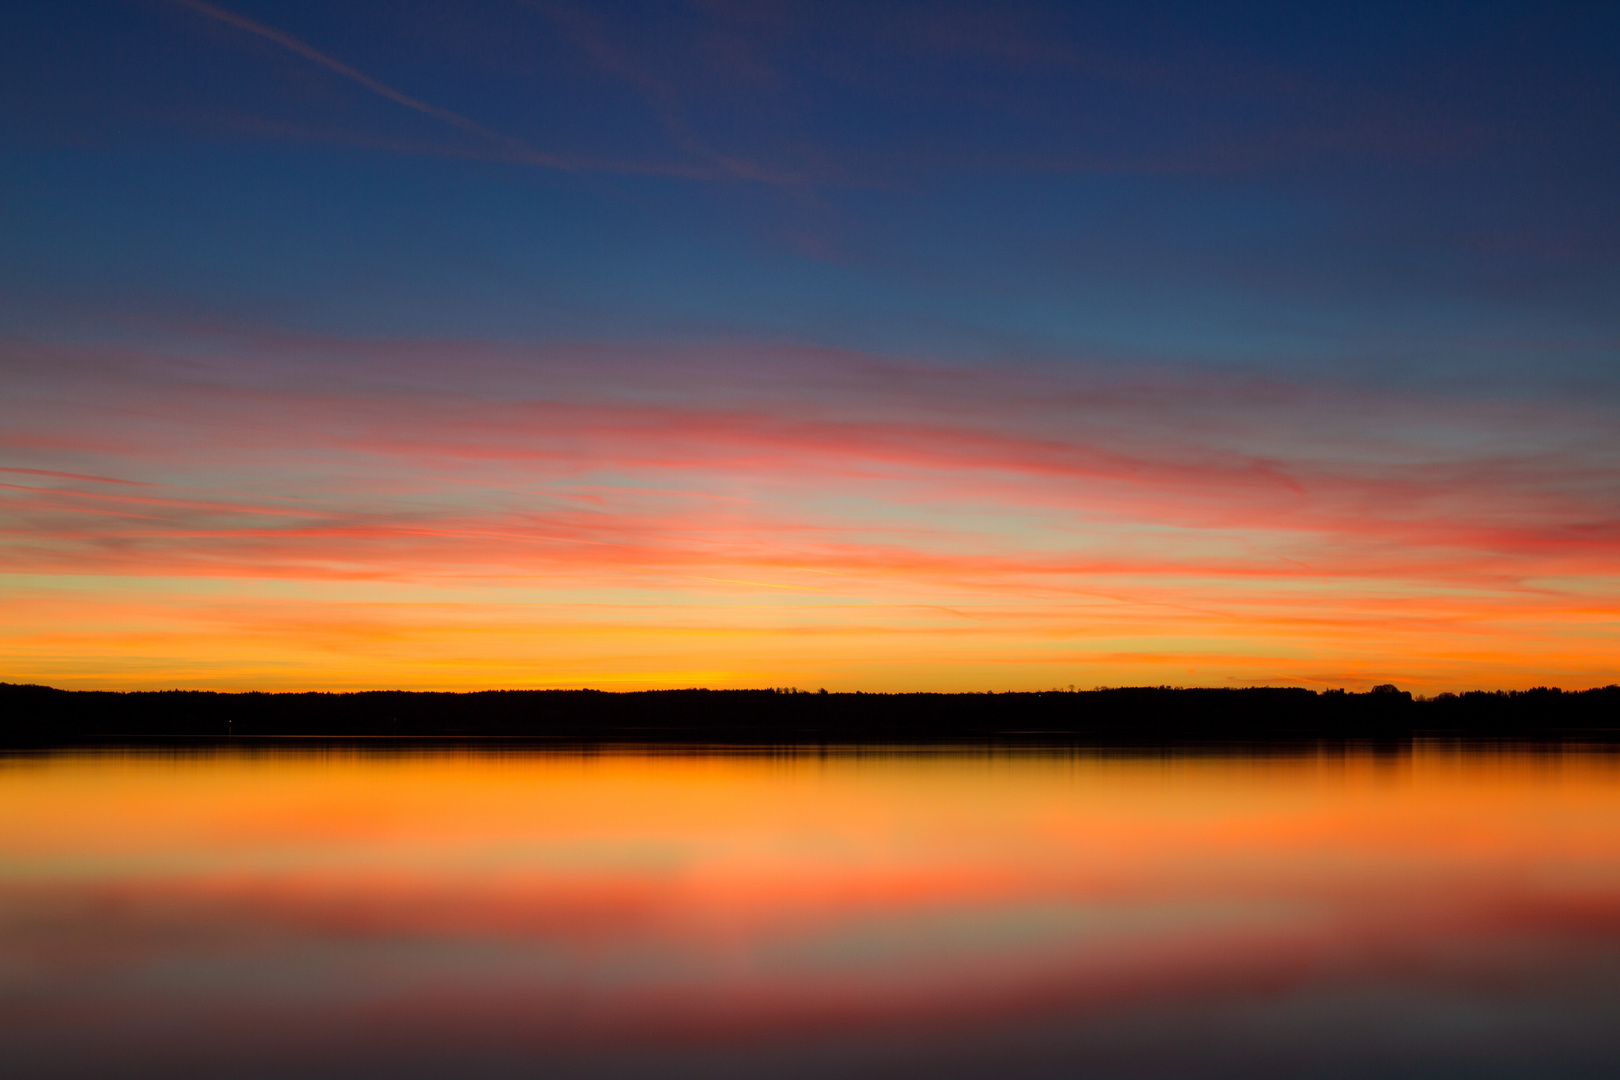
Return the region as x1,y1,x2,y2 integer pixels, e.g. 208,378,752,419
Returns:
533,0,822,186
176,1,715,178
180,1,509,141
6,331,1616,690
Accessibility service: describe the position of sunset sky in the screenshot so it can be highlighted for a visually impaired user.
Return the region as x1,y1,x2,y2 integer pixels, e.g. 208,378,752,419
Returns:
2,1,1617,692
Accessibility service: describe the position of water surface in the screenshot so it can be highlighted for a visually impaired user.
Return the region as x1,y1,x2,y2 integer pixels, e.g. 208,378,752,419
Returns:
3,746,1619,1077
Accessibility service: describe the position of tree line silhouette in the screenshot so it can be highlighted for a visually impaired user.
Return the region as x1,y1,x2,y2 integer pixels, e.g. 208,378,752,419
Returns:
2,682,1615,746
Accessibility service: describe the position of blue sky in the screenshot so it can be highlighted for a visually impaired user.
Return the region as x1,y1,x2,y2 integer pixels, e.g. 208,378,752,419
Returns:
3,2,1617,690
5,1,1616,379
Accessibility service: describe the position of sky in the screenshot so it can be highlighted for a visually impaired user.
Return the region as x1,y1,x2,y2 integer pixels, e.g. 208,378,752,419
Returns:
2,0,1617,692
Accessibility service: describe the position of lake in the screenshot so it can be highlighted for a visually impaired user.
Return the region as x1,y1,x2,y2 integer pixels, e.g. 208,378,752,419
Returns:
3,745,1618,1078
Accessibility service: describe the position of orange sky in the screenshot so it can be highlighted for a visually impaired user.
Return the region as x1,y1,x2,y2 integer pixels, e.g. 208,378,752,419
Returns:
4,341,1616,691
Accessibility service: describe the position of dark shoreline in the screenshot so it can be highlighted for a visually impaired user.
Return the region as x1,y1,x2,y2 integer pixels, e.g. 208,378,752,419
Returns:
3,682,1616,749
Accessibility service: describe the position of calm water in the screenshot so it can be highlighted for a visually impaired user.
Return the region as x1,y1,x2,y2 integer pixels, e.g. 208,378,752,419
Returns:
3,746,1619,1078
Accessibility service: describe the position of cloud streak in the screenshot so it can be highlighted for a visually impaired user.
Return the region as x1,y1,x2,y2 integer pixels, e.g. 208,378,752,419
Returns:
175,1,716,178
180,1,508,139
4,334,1616,691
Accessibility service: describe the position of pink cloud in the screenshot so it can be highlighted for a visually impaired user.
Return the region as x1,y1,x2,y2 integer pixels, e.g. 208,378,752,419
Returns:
4,334,1616,688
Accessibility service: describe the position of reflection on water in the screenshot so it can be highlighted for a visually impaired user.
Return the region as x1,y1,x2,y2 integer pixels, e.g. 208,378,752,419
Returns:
3,746,1619,1078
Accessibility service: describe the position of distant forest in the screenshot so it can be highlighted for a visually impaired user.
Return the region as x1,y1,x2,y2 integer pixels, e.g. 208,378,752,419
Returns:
2,683,1616,746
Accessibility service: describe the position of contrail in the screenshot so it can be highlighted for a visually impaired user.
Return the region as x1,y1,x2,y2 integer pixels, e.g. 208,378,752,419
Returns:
178,0,559,163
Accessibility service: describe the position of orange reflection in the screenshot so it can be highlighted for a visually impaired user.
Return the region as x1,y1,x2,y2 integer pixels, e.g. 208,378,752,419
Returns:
2,749,1620,1075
